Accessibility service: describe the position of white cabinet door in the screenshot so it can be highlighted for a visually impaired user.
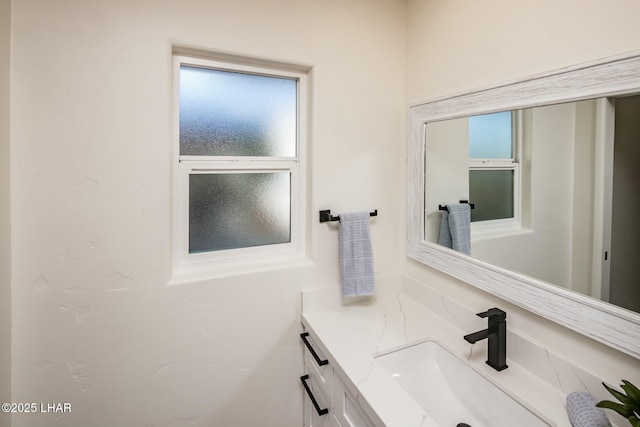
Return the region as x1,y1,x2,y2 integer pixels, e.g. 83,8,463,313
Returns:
303,375,336,427
304,398,341,427
333,375,375,427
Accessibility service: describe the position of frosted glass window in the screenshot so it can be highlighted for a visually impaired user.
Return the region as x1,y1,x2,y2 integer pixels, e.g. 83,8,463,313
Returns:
469,170,514,222
189,173,291,253
469,112,513,159
174,55,306,271
180,66,297,157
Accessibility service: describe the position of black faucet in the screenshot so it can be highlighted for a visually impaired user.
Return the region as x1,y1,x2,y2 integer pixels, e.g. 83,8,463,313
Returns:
464,308,508,371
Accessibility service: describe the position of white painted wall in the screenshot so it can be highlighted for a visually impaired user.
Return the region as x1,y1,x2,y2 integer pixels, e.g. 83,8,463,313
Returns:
405,0,640,390
405,0,640,106
9,1,406,426
1,0,12,425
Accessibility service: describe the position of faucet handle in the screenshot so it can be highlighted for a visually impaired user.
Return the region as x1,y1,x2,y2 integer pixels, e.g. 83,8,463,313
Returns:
476,308,506,322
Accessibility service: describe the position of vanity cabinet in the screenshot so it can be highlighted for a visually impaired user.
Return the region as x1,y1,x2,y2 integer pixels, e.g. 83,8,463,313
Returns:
301,332,376,427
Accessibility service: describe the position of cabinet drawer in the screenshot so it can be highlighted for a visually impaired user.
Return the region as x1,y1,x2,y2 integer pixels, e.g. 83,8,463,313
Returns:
301,332,333,400
333,374,375,427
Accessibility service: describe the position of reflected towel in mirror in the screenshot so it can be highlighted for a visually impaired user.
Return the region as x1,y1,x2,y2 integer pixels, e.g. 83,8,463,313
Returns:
438,204,471,255
438,210,453,249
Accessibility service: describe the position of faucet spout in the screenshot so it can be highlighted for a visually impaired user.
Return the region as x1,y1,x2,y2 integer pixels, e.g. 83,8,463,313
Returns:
463,328,494,344
463,308,508,371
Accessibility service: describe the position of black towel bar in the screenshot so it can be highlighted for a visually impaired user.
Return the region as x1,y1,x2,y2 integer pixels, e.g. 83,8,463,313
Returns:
319,209,377,223
438,200,475,211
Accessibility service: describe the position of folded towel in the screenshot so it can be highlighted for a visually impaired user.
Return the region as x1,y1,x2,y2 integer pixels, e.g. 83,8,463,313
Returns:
438,210,453,249
339,212,375,297
443,204,471,255
567,391,612,427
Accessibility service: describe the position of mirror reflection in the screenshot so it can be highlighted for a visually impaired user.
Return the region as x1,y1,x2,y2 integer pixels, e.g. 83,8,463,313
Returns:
425,95,640,314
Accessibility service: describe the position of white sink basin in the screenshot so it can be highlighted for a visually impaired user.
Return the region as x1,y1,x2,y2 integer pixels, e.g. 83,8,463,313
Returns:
374,340,553,427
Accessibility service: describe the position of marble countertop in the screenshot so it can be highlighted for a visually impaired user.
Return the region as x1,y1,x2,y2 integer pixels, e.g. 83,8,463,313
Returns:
301,283,575,427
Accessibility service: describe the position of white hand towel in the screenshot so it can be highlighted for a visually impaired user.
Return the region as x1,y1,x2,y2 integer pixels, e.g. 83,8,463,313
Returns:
339,212,375,297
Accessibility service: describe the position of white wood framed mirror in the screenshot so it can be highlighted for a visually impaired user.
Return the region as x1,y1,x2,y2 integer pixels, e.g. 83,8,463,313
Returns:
408,51,640,359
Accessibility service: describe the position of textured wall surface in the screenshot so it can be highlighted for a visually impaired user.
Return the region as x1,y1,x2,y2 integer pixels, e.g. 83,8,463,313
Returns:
406,0,640,105
8,1,640,426
1,0,12,424
9,1,406,426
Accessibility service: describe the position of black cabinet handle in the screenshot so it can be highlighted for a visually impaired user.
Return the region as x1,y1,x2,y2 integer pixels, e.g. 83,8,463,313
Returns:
300,332,329,366
300,375,329,416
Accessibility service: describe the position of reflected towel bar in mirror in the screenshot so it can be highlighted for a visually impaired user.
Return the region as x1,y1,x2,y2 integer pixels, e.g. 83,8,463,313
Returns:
438,200,475,211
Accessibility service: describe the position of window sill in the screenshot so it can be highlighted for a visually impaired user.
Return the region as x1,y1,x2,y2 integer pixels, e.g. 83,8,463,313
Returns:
471,224,533,242
168,255,314,286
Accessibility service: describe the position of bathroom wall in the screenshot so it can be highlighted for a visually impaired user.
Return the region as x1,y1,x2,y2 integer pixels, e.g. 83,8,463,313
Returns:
405,0,640,105
405,0,640,391
1,0,12,425
9,1,405,426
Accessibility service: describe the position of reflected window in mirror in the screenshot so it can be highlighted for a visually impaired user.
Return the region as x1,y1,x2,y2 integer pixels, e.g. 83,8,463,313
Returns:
468,112,520,225
424,111,527,247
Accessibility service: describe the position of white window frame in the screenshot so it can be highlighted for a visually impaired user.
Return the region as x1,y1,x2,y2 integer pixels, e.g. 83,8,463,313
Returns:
469,111,523,235
171,55,308,282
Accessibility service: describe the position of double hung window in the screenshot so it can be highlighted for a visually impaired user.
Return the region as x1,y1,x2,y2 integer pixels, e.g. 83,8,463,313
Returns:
468,111,521,226
172,55,307,277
